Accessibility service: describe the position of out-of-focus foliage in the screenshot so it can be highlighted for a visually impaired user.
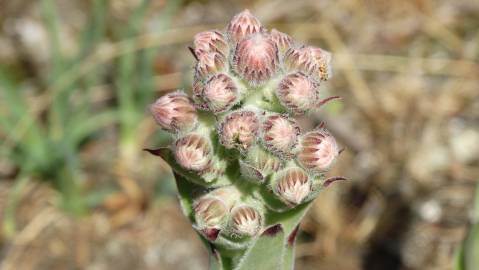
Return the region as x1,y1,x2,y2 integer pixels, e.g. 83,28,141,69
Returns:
455,185,479,270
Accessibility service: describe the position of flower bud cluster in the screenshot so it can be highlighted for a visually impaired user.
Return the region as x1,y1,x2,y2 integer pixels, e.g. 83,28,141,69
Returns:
193,187,263,239
149,10,344,244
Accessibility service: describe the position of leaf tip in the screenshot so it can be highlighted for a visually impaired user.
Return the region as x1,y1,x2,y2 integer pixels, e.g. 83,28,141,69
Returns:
261,224,283,237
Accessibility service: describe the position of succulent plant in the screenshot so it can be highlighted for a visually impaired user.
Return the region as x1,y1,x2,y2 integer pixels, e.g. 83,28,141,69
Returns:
147,10,345,270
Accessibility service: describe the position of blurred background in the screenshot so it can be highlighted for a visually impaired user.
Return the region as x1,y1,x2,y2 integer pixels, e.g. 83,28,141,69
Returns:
0,0,478,269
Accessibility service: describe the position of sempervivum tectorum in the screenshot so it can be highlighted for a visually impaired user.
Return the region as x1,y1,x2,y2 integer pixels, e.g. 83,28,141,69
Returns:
150,91,198,133
297,128,340,173
284,46,333,81
272,167,312,206
218,110,260,151
147,10,346,269
193,30,229,58
174,133,213,172
227,9,264,43
261,113,300,157
233,33,279,85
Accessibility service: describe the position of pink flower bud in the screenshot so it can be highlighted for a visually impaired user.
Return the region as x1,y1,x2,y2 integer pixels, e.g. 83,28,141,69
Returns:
284,46,332,81
273,167,311,205
194,197,228,228
230,206,262,237
193,30,229,58
227,9,264,43
174,134,212,171
202,73,239,113
262,114,300,158
195,52,226,80
276,72,319,114
150,92,198,132
191,80,209,110
297,129,339,173
233,33,279,86
218,110,260,150
270,29,293,54
193,186,241,241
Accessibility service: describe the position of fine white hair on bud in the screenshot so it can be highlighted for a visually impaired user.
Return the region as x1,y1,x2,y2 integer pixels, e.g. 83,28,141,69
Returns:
193,30,229,58
270,29,294,55
276,72,319,114
150,91,198,133
297,129,340,173
273,167,311,205
261,114,301,158
284,46,332,81
230,205,262,237
227,9,264,44
195,52,226,80
218,110,260,150
174,134,212,172
202,73,239,113
233,33,279,86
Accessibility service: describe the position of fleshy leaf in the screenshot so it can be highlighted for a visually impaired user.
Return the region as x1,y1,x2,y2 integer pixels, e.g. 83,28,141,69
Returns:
235,225,285,270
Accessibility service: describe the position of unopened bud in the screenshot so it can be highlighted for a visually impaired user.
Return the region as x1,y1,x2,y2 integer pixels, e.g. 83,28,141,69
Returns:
227,9,264,43
276,72,319,114
284,46,332,81
233,33,279,86
191,80,208,110
229,205,262,237
195,52,226,79
174,134,212,172
193,30,229,58
240,146,282,183
262,114,300,158
297,129,339,173
203,73,239,113
150,92,198,133
270,29,293,54
218,110,259,150
273,167,311,205
194,197,228,228
193,186,241,239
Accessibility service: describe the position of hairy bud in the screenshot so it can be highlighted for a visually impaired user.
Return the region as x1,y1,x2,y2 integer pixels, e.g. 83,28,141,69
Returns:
227,9,264,43
193,30,229,58
147,10,345,255
174,134,212,172
270,29,294,54
150,92,198,133
195,52,226,80
240,146,283,183
233,34,279,86
218,110,260,150
202,73,239,113
194,197,228,228
284,46,332,81
273,167,311,205
262,114,300,158
297,129,339,173
276,72,319,114
229,205,262,237
193,186,242,240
